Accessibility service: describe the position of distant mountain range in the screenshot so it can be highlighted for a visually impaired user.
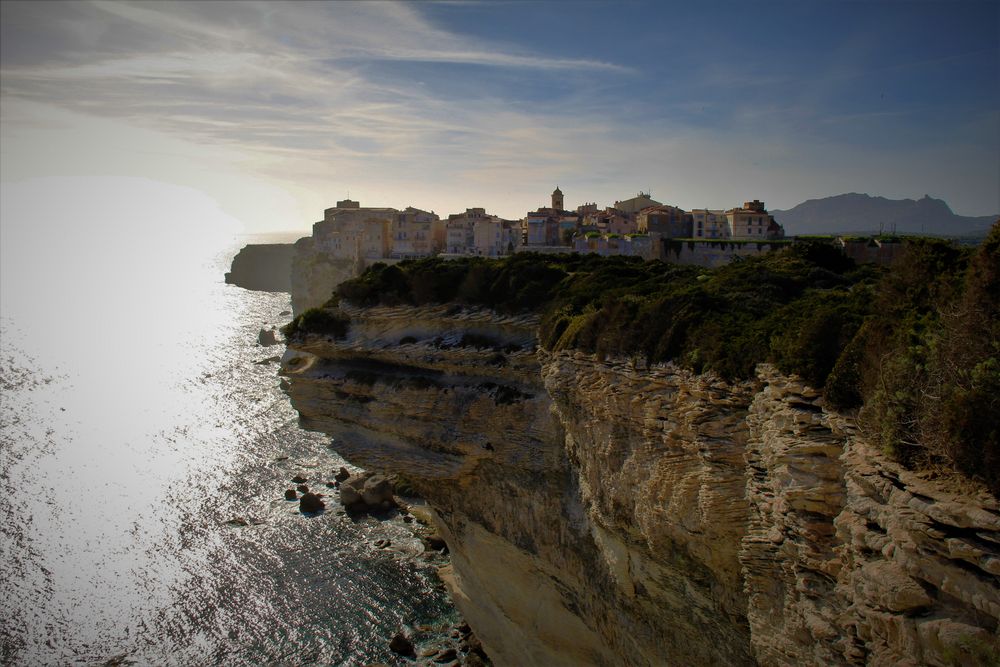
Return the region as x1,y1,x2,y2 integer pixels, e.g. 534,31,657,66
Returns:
770,193,997,237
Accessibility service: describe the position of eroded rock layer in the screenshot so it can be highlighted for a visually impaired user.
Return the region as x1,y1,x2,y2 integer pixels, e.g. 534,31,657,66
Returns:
281,303,1000,666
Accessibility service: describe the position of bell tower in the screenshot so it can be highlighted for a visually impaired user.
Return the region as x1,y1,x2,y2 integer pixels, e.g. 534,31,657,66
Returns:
551,186,564,211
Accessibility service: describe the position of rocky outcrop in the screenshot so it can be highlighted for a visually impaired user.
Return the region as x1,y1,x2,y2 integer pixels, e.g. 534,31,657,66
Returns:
338,471,396,513
290,237,361,315
742,367,1000,666
225,243,297,292
281,303,1000,666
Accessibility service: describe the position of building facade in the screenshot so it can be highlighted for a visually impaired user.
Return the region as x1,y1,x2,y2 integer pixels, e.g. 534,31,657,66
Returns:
637,205,693,237
313,201,396,261
473,218,521,256
391,207,443,258
726,200,785,240
690,209,731,239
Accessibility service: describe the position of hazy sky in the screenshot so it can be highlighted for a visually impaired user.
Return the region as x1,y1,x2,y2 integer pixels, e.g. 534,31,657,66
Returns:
1,0,998,233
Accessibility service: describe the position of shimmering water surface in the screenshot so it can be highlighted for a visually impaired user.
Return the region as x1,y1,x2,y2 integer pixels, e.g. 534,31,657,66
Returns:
0,225,455,665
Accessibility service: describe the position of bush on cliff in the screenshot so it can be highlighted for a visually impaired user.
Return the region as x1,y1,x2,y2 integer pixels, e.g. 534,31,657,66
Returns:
282,308,350,339
338,246,875,383
334,231,999,493
855,225,999,493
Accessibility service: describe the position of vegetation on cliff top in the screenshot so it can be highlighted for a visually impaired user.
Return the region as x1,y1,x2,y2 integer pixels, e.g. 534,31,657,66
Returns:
330,227,998,493
282,307,350,339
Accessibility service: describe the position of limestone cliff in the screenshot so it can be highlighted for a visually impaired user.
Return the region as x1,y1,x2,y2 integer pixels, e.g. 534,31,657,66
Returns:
290,236,361,315
281,303,1000,666
225,243,297,292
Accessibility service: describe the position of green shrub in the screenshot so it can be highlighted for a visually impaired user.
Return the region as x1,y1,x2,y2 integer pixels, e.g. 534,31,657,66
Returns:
321,224,1000,492
282,308,350,339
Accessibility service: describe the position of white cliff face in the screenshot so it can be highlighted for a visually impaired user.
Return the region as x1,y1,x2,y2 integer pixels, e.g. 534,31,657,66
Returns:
281,303,1000,667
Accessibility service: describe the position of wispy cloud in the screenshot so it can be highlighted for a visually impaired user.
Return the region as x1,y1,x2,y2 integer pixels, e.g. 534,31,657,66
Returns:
1,0,996,222
1,1,628,175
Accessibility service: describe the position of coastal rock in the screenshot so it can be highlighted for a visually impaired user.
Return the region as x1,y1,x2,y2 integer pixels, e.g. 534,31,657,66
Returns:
225,243,296,292
433,647,457,663
291,475,308,484
258,328,278,346
298,492,325,513
281,302,1000,667
337,472,396,513
283,489,297,501
334,467,351,482
388,632,415,657
424,534,447,551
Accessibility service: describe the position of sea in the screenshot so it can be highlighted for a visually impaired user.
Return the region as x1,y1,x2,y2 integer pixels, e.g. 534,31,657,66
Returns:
0,217,456,665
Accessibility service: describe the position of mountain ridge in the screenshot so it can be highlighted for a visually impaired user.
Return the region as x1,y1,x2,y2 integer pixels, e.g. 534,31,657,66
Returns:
771,192,996,236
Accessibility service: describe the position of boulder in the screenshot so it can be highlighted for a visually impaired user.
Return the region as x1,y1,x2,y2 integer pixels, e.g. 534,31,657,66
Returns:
337,471,397,513
388,632,415,658
361,474,394,507
334,467,351,482
339,483,363,508
299,492,325,513
424,534,448,551
296,484,309,494
434,648,458,663
258,328,278,346
283,489,297,501
291,475,308,484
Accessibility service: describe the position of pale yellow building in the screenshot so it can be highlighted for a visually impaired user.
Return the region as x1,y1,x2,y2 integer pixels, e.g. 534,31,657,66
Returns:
473,218,521,256
726,200,784,240
391,207,443,258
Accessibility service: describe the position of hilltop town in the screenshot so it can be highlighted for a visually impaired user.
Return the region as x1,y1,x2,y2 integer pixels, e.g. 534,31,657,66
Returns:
311,188,789,269
259,187,925,311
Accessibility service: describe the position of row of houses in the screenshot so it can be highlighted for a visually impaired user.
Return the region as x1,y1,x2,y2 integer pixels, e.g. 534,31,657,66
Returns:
311,199,521,262
310,189,786,264
525,188,785,247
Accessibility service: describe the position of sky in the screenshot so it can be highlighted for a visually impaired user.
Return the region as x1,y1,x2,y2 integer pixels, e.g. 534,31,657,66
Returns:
1,0,998,233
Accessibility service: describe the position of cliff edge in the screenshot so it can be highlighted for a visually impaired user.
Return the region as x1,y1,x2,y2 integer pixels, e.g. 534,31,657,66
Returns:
225,243,297,292
281,302,1000,666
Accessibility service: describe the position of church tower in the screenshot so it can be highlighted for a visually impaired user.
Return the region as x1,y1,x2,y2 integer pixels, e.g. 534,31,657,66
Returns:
551,186,564,211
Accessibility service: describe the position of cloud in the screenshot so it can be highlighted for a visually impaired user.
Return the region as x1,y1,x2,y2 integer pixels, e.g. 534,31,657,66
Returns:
1,1,629,180
1,0,996,224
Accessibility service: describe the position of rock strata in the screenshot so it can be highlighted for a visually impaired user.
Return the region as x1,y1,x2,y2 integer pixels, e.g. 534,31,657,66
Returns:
282,302,1000,666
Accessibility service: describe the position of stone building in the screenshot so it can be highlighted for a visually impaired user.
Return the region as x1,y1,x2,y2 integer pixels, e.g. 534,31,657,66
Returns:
551,186,564,212
525,208,561,246
613,192,663,217
445,208,490,254
473,218,521,257
690,209,730,239
637,205,693,238
313,200,396,261
391,207,443,259
726,200,785,240
581,207,632,235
